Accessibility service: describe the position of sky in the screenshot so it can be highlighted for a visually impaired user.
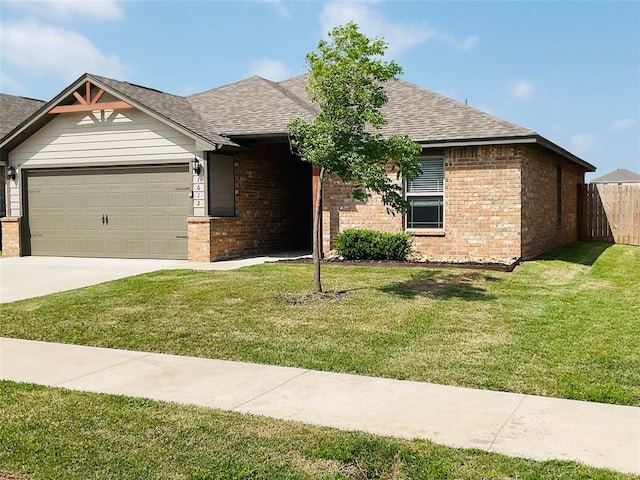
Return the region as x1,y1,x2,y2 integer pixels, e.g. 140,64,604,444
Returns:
0,0,638,180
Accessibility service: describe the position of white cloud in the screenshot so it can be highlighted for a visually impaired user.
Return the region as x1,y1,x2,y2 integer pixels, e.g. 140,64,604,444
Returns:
509,80,535,100
3,0,124,21
437,33,478,52
320,1,477,56
0,20,126,82
261,0,290,17
572,132,595,152
611,118,637,131
249,58,292,81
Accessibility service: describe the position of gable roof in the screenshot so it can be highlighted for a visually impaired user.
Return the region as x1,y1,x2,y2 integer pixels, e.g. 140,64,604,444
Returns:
0,94,45,139
1,72,595,171
0,74,236,154
89,74,235,147
591,168,640,183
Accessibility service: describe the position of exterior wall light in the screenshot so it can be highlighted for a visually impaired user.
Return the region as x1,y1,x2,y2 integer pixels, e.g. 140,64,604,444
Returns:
6,164,16,181
192,157,202,175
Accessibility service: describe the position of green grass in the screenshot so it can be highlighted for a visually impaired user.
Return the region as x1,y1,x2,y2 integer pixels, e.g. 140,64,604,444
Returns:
1,381,636,480
1,242,639,405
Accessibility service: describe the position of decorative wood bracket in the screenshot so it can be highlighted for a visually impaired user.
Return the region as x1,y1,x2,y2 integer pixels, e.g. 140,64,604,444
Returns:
49,81,133,114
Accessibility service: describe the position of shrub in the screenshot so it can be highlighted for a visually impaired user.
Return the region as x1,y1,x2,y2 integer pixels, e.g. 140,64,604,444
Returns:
334,229,412,261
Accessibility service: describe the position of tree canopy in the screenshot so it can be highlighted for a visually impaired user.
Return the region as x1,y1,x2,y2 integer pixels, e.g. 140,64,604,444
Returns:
289,22,422,292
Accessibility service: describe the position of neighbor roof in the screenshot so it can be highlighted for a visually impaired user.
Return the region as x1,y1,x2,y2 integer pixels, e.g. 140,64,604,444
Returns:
591,168,640,183
0,94,45,139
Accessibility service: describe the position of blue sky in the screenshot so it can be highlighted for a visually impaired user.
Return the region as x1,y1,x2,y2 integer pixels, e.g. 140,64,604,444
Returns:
1,0,638,179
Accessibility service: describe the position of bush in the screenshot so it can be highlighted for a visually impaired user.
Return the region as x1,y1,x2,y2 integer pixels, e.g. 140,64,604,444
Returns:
334,229,412,261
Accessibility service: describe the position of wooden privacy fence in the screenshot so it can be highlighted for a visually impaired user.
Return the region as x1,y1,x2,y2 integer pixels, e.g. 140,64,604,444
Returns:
578,183,640,246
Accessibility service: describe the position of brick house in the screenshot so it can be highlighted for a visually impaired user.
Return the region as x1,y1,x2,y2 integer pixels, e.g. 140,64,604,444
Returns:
1,73,594,263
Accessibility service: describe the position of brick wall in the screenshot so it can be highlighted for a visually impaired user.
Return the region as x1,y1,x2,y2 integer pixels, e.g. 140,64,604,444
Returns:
322,146,522,264
520,145,584,259
1,217,21,257
187,141,585,264
321,175,393,252
188,143,312,261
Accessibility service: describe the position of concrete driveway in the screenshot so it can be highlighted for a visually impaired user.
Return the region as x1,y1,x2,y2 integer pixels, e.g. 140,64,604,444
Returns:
0,254,307,303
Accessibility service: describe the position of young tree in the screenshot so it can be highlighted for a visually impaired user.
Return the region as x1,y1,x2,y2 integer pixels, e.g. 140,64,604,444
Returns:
289,22,422,293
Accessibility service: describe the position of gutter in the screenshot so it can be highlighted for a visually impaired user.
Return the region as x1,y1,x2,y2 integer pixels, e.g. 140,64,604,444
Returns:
418,135,596,172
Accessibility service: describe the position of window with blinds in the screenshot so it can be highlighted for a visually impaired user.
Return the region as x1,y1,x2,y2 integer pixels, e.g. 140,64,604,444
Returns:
406,157,444,229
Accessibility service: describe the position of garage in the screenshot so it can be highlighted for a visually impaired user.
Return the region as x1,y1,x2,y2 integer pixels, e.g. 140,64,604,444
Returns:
25,164,191,259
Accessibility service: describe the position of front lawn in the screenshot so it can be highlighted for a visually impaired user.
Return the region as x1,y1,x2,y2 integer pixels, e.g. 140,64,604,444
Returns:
1,242,638,405
0,381,634,480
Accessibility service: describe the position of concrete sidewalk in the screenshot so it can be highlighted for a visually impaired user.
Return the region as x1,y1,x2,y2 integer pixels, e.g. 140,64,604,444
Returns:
1,338,638,474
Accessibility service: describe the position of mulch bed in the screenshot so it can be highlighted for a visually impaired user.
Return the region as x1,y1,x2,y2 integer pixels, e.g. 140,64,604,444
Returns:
271,257,519,272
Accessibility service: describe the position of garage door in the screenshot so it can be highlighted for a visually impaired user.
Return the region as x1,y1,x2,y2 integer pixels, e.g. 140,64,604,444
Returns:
25,165,191,259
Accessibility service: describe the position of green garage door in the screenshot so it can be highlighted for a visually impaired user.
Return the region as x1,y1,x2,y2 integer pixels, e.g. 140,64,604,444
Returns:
26,165,191,259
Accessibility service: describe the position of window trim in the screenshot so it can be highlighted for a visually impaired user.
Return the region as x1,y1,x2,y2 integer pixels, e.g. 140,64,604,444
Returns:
404,155,445,232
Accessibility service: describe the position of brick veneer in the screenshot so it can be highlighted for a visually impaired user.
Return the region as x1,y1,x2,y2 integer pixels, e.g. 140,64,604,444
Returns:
520,145,583,259
188,143,312,262
322,146,524,264
1,217,21,257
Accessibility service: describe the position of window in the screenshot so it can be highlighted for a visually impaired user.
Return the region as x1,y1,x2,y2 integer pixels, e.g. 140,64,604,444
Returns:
406,157,444,230
208,154,235,216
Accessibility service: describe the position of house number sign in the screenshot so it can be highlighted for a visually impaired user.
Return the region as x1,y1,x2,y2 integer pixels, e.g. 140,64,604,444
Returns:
193,170,204,210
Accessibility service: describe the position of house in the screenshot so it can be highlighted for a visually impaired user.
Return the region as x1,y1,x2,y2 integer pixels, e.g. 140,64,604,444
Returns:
1,73,595,264
591,168,640,185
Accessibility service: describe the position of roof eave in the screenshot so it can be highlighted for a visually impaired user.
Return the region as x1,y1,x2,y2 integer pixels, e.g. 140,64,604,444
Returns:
533,135,596,172
418,135,596,172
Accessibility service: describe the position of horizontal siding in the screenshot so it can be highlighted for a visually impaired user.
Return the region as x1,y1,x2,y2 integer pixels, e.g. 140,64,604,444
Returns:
10,108,196,168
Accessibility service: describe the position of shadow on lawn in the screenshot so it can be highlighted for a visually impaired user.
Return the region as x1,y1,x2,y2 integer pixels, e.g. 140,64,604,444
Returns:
379,270,497,301
534,241,612,266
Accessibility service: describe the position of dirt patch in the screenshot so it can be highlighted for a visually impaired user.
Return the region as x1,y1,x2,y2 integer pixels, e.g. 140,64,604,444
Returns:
0,472,32,480
278,290,350,305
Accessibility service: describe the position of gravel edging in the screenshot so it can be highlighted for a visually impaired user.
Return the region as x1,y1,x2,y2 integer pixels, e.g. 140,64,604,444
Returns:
270,258,520,272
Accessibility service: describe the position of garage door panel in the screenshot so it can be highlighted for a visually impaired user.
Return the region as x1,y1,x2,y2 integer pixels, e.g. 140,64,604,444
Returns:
147,216,168,231
125,192,145,207
125,216,146,231
106,193,126,208
26,165,190,259
78,193,105,208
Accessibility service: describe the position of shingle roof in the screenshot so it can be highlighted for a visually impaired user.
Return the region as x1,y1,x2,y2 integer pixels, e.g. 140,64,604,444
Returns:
88,74,235,146
188,76,317,136
591,168,640,183
1,73,592,171
277,74,534,142
0,93,45,139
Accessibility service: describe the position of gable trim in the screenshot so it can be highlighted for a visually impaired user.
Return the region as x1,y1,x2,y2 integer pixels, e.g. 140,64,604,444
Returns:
0,73,236,154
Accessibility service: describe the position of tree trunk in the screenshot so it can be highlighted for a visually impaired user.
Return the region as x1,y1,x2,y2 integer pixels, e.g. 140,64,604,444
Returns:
312,168,325,293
